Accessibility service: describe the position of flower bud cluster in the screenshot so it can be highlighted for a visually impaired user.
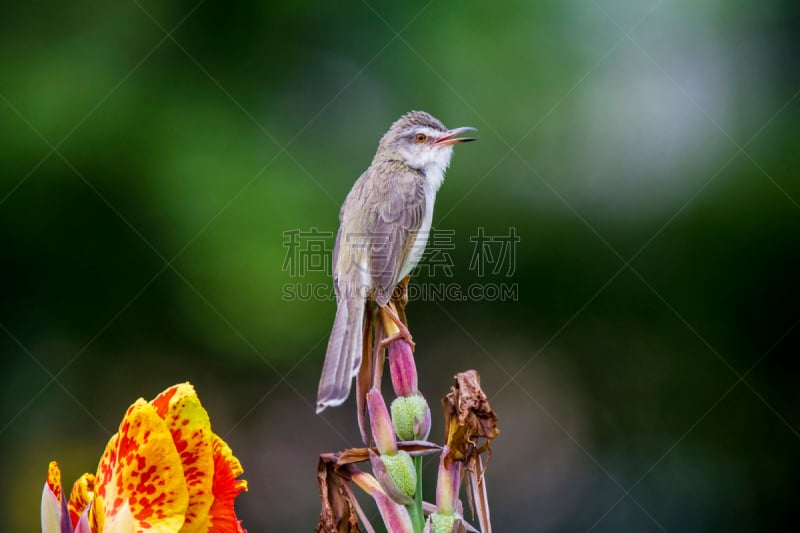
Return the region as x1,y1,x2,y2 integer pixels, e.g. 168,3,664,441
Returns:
367,389,417,504
387,339,431,441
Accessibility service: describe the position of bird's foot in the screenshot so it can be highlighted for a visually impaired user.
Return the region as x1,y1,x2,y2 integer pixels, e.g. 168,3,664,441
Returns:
380,328,415,351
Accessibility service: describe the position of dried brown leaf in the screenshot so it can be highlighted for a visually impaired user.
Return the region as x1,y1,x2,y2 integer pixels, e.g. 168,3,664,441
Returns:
442,370,500,462
316,454,363,533
337,448,371,465
467,455,492,533
356,303,374,445
441,370,499,533
337,441,441,466
453,518,469,533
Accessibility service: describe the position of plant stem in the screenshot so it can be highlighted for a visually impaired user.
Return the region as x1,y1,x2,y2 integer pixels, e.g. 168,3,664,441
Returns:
407,455,424,532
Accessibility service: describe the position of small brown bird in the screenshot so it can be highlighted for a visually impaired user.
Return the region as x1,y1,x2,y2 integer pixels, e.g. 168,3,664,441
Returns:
316,111,476,412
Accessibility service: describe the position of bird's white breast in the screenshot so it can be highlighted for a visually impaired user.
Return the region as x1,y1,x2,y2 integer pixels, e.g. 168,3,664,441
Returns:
399,162,446,280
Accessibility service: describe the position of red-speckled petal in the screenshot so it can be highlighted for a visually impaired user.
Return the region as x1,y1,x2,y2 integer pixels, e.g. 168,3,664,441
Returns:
94,399,189,532
47,461,63,503
207,433,248,533
104,501,137,533
68,473,95,529
42,461,70,533
74,504,93,533
150,383,214,533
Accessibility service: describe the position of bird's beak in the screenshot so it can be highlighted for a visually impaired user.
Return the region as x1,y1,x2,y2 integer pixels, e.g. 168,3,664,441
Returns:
435,126,477,146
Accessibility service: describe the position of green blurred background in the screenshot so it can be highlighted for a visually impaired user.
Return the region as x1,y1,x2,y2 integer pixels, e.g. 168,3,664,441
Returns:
2,1,799,531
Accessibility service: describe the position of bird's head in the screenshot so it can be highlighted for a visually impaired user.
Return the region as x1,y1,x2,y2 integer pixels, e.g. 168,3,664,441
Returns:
377,111,476,172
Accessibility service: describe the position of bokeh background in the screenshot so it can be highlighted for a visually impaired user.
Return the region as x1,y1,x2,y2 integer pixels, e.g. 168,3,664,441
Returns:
2,1,799,531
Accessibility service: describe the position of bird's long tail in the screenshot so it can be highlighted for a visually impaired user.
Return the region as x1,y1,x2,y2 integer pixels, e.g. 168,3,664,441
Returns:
316,296,364,413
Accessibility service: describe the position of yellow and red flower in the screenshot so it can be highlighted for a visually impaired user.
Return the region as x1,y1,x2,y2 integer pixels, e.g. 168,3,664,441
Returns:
41,383,247,533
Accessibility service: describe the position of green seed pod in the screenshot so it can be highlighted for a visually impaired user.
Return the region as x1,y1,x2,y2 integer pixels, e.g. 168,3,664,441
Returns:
391,394,431,440
381,450,417,498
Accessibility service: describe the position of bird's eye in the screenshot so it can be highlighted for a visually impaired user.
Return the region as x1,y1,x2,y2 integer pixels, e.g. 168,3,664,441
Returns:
415,133,427,143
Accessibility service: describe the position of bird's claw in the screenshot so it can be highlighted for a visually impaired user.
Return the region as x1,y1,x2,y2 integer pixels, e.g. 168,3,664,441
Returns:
380,328,415,351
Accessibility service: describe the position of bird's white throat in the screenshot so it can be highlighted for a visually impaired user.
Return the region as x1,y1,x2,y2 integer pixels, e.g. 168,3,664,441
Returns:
423,146,453,192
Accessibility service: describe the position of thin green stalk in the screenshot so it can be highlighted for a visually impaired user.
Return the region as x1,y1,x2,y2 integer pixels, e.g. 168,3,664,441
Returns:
406,455,424,532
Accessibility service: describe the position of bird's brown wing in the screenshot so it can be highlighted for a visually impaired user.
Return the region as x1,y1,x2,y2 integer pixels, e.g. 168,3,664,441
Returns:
368,170,426,307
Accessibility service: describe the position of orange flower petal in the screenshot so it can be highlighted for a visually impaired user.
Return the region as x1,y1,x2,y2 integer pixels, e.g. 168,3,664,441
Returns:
94,399,189,532
150,383,214,533
74,504,93,533
42,461,67,533
47,460,63,503
103,501,136,533
68,473,95,529
208,433,248,533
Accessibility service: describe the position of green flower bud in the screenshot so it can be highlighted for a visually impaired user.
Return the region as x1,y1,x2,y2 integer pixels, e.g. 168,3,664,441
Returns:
428,512,460,533
381,450,417,498
391,394,431,441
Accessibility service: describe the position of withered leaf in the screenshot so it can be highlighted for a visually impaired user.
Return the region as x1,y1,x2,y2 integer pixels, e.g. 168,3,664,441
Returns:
356,303,374,446
442,370,498,533
316,453,363,533
337,441,441,466
466,455,492,533
453,518,469,533
442,370,499,462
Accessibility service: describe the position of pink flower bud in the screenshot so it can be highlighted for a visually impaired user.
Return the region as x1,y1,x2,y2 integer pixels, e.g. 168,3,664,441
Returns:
367,389,397,455
373,489,415,533
388,339,418,397
435,446,461,515
413,400,432,441
349,468,414,533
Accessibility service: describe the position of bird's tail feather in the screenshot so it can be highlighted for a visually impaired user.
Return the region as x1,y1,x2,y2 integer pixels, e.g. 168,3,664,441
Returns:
316,297,364,413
